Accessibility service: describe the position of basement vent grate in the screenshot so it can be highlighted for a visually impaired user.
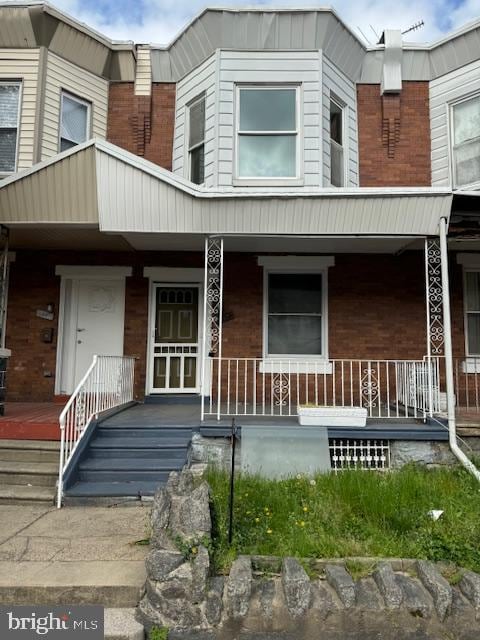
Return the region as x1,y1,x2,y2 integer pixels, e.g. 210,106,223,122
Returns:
329,439,391,471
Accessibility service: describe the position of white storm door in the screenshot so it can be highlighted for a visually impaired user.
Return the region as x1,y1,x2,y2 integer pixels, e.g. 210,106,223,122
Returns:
150,285,200,393
73,279,125,386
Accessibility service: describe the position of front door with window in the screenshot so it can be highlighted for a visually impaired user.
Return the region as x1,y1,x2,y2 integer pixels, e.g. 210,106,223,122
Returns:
149,286,200,393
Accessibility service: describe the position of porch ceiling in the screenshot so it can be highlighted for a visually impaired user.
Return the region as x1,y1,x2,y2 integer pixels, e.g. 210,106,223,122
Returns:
0,139,454,240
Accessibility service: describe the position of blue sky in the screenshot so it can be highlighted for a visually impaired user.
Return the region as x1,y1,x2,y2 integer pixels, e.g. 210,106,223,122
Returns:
50,0,480,45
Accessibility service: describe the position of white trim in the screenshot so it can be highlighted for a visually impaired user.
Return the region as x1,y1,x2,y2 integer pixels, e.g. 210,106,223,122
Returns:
55,265,132,278
462,359,480,374
457,254,480,268
59,90,92,153
143,267,205,281
449,92,480,190
258,256,335,269
259,360,332,374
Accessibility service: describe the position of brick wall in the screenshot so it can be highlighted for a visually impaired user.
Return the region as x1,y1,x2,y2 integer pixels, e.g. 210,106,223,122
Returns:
357,82,431,187
107,83,176,170
5,250,468,403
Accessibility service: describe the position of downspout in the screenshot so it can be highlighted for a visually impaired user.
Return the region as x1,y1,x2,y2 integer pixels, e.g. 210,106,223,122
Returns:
439,216,480,481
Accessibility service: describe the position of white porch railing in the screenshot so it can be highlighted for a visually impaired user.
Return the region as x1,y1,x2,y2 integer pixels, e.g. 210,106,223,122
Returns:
454,357,480,413
203,357,442,420
56,355,135,508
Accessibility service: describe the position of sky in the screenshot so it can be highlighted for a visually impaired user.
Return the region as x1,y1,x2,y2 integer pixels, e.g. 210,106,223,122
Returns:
43,0,480,46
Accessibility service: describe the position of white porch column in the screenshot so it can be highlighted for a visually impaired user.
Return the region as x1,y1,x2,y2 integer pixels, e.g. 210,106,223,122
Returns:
201,236,224,421
424,237,444,416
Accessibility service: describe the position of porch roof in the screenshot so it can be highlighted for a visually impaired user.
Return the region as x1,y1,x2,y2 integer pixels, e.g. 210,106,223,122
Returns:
0,138,454,240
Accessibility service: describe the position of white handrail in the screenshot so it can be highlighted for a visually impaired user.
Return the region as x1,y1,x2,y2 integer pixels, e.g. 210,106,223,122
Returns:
56,354,136,508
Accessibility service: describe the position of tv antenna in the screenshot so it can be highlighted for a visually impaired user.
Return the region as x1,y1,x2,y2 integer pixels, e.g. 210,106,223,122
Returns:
402,20,425,36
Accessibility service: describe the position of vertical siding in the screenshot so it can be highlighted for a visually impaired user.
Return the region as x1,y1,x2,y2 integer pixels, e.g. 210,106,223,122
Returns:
172,52,217,187
0,48,39,171
322,55,358,187
217,50,322,188
41,51,109,160
430,59,480,187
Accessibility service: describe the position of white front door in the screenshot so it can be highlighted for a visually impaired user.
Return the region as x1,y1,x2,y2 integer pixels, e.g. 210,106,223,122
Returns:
73,279,125,386
149,285,200,393
57,277,126,394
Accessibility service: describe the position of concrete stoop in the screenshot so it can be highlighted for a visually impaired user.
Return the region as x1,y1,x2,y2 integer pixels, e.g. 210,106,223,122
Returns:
105,609,144,640
0,440,59,505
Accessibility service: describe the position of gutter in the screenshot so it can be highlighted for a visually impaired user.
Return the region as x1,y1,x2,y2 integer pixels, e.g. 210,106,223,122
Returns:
439,216,480,482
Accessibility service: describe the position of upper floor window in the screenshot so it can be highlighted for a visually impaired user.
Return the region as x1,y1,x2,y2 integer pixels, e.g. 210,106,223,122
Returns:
188,94,205,185
452,94,480,188
236,86,298,179
0,81,21,174
330,97,344,187
60,91,90,152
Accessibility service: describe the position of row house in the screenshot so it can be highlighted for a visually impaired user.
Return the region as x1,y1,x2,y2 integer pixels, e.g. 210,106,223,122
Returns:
0,2,479,503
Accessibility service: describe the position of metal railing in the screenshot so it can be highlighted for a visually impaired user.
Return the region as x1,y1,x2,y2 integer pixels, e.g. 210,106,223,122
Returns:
454,357,480,414
203,357,441,420
56,355,135,508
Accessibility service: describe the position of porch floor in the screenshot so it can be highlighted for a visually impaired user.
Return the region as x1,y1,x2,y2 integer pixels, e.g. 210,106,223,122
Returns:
0,403,63,440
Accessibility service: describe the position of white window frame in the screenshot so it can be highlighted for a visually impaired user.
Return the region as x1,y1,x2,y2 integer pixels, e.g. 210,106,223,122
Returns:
0,79,22,176
59,90,91,153
234,84,303,186
329,94,346,188
186,93,206,185
463,267,480,359
449,91,480,190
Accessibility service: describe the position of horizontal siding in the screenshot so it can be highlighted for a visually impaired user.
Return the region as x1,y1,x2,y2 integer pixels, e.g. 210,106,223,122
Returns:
217,50,322,188
430,58,480,187
134,48,151,96
0,48,39,171
41,51,109,161
172,53,217,187
322,55,358,187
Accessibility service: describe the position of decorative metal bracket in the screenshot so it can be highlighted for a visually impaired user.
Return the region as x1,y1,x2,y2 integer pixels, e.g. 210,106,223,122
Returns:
425,237,444,356
203,237,224,359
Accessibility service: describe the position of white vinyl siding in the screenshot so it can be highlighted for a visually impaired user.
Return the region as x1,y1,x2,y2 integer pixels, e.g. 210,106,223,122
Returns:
430,58,480,187
172,53,217,188
219,50,321,188
41,51,108,161
322,55,358,187
0,48,39,172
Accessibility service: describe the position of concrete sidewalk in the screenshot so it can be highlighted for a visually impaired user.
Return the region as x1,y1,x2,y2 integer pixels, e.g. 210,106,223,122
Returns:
0,503,150,606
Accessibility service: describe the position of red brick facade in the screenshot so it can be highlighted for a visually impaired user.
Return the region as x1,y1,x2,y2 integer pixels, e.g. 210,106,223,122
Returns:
357,82,431,187
5,250,467,403
107,83,176,170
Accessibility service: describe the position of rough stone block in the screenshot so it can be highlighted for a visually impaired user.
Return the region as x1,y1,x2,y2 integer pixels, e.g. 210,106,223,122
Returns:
355,577,384,611
325,564,355,608
373,561,403,609
281,557,312,617
191,545,210,603
459,570,480,610
396,574,433,618
416,560,452,620
225,556,252,619
150,488,171,533
146,549,184,581
205,577,224,626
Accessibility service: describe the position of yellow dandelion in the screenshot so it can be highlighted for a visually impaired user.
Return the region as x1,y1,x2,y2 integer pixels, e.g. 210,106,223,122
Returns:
267,529,273,534
191,547,198,555
300,521,305,527
303,506,308,512
255,517,260,523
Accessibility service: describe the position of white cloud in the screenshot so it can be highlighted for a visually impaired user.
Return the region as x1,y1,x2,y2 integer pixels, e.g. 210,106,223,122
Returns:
48,0,480,45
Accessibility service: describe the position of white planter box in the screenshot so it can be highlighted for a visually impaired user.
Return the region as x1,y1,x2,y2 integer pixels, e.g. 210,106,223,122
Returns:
297,406,367,427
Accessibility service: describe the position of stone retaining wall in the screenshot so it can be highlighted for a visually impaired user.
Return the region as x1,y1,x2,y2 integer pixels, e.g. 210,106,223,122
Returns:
137,470,480,638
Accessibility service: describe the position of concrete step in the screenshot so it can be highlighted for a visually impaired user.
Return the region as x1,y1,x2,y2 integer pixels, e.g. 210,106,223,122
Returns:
96,427,192,438
0,561,146,607
78,469,173,483
0,439,60,463
92,436,192,448
0,460,58,487
105,609,144,640
0,483,55,504
80,458,184,471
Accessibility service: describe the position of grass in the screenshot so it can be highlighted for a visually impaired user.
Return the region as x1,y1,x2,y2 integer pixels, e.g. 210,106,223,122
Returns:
206,465,480,574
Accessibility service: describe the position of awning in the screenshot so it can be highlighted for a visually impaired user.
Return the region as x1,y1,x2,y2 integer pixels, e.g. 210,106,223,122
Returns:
0,138,454,238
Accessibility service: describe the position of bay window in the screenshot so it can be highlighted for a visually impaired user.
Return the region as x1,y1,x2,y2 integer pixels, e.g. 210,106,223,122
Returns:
236,86,299,180
0,81,21,174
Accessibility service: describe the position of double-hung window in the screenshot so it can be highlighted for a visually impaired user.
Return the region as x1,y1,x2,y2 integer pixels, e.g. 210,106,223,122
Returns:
188,94,206,185
452,94,480,188
266,272,324,357
464,270,480,356
0,81,21,174
330,97,345,187
59,91,90,152
236,86,299,180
